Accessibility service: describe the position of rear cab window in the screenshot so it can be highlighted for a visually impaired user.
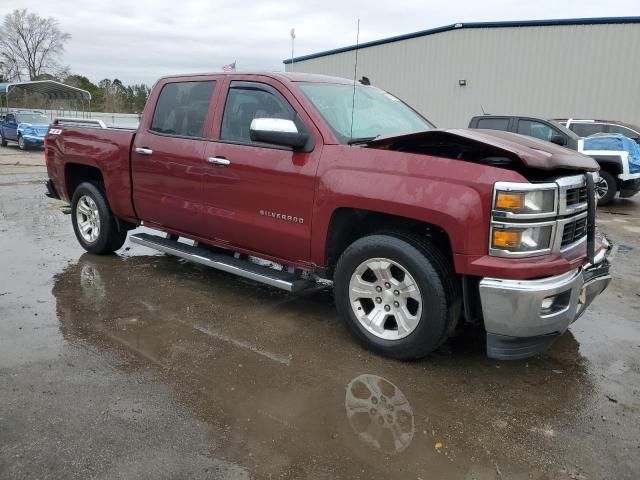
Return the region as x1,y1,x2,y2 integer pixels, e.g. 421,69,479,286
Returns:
570,123,605,137
150,81,215,138
475,118,510,131
607,124,639,138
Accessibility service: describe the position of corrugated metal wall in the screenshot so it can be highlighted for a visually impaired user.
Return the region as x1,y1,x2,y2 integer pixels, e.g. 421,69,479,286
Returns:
286,23,640,128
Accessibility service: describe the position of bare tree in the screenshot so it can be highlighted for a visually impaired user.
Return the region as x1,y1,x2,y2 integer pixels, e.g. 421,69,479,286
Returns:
0,57,20,82
0,9,71,81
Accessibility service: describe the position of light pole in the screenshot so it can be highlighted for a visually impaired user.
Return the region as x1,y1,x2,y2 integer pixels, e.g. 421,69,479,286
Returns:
290,28,296,70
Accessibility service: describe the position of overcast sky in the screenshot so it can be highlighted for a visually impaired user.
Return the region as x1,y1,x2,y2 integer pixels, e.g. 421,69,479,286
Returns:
2,1,639,85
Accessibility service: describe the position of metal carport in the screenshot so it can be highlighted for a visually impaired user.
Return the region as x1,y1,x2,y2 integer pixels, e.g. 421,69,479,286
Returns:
0,80,92,118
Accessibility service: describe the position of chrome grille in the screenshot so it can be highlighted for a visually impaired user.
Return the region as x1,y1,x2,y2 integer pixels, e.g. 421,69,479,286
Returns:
561,216,588,248
566,186,587,207
557,175,588,216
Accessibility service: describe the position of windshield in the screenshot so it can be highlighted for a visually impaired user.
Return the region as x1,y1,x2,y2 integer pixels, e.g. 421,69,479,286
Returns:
298,82,433,143
16,113,49,124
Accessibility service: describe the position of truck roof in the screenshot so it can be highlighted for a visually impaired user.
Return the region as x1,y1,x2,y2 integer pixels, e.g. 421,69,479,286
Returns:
156,71,354,85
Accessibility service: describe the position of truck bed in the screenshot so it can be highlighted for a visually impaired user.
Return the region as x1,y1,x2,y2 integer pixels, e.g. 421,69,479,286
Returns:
46,118,138,221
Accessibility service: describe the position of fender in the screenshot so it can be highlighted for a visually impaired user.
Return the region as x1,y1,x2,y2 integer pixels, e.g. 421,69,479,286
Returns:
310,145,527,266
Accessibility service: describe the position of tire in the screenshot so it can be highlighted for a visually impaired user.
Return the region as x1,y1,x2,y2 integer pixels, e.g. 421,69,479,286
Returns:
17,135,27,150
334,234,460,360
0,131,7,147
595,170,617,206
71,182,128,254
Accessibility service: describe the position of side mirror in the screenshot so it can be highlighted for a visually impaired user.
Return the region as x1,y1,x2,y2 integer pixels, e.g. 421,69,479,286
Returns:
250,118,310,149
550,134,565,146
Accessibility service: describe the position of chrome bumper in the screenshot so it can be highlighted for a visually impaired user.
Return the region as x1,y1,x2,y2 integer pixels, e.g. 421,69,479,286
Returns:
479,238,612,359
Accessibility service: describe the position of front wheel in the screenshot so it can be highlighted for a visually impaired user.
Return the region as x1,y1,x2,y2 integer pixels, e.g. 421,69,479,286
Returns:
334,234,460,360
71,182,128,254
17,135,27,150
595,170,617,206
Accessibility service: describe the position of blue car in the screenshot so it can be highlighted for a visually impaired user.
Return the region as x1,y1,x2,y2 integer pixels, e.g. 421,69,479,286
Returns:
0,111,50,150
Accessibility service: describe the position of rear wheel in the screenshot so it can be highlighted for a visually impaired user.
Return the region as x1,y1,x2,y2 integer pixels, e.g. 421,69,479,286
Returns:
0,131,7,147
595,170,617,206
334,234,460,360
71,182,128,254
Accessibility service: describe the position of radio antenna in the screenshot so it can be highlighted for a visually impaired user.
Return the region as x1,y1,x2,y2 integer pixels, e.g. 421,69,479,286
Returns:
349,18,360,144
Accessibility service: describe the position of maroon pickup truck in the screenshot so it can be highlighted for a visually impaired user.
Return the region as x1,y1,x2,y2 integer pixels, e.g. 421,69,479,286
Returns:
44,72,612,360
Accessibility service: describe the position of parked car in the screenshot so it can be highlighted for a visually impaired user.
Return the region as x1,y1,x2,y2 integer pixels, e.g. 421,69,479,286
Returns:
44,72,612,361
581,134,640,204
0,110,50,150
557,119,640,144
468,114,640,205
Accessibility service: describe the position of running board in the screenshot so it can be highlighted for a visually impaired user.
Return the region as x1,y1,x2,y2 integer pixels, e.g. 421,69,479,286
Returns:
129,233,314,292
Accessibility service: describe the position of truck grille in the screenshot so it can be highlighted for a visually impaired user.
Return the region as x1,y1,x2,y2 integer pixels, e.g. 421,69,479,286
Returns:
566,186,587,207
561,216,588,248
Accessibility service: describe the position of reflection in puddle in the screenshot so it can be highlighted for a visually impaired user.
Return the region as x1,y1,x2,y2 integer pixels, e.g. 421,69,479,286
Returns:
345,374,414,454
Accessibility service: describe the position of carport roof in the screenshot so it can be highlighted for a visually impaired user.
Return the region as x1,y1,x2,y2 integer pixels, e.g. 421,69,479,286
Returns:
0,80,91,101
283,16,640,64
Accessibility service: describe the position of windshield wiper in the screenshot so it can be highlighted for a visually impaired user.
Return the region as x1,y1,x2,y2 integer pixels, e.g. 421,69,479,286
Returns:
347,134,380,145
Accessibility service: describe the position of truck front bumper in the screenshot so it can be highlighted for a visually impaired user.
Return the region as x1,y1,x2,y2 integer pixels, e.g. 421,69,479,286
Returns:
479,239,612,360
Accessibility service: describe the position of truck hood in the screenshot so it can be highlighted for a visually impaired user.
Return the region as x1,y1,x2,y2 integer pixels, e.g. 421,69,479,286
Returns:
366,128,599,172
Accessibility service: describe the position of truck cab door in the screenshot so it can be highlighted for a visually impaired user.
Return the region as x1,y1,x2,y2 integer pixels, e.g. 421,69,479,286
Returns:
131,78,219,235
201,78,322,263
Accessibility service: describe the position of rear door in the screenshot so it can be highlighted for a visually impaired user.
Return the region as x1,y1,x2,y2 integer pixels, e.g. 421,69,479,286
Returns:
131,77,219,235
201,77,322,263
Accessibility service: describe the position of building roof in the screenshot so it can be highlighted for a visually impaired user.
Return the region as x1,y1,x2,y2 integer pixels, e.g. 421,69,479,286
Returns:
283,16,640,64
0,80,91,100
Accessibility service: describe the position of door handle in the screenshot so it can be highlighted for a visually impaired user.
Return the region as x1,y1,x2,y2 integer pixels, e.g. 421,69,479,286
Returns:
207,156,231,166
135,147,153,155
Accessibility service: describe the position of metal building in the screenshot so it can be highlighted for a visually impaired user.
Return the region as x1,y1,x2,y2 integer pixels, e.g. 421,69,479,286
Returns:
284,17,640,128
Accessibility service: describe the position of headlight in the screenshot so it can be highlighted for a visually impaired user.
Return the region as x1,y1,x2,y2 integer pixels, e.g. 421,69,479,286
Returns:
22,127,36,136
491,224,554,254
493,183,557,217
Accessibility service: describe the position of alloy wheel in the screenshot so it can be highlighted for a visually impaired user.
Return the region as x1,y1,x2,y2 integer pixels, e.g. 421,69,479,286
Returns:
348,257,423,340
595,177,609,200
76,195,101,243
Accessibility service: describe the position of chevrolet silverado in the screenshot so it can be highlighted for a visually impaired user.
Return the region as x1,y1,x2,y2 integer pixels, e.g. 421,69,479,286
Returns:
44,72,612,360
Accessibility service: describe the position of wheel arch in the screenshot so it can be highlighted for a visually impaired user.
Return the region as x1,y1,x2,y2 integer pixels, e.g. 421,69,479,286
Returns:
323,208,454,276
64,163,105,199
592,156,623,176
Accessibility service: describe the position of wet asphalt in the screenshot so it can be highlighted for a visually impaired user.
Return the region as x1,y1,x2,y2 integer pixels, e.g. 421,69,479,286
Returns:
0,146,639,480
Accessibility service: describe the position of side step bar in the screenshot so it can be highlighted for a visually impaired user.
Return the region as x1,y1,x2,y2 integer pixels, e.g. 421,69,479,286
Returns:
129,233,314,292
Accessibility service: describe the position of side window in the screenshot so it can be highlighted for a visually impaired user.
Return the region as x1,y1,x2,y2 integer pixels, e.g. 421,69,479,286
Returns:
475,118,509,131
606,124,637,138
220,82,299,143
570,123,605,137
517,120,555,142
150,81,215,138
6,114,15,123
